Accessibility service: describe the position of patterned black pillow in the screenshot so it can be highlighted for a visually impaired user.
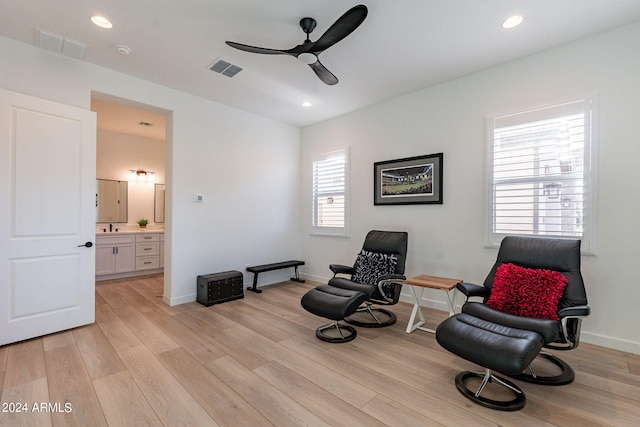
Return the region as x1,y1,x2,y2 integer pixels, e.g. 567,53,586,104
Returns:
352,250,398,285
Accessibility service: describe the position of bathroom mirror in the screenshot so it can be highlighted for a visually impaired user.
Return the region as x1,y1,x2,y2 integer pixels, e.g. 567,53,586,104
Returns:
154,183,165,223
96,179,128,223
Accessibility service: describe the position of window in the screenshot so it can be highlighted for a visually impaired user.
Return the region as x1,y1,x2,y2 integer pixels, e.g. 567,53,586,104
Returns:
312,148,349,236
488,99,594,251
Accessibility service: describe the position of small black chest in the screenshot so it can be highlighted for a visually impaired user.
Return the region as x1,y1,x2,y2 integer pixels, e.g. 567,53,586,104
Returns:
197,270,244,306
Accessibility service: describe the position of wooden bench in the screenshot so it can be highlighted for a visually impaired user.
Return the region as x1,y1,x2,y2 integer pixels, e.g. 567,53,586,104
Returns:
246,260,305,293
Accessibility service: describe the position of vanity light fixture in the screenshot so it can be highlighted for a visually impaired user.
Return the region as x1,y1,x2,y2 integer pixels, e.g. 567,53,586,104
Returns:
91,15,113,29
129,169,156,181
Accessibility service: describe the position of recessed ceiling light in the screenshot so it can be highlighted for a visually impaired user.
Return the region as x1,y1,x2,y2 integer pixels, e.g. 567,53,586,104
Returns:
91,15,113,29
301,101,312,108
502,15,524,29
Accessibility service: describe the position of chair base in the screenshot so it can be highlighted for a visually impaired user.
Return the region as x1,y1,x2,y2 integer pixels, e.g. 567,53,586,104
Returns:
344,306,396,328
316,321,357,343
510,352,575,385
456,370,525,411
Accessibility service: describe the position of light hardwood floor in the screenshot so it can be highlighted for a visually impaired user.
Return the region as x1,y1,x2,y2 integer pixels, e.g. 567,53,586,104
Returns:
1,274,639,426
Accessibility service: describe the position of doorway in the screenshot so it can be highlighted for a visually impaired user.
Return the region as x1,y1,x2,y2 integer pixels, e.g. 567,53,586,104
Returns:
90,92,170,294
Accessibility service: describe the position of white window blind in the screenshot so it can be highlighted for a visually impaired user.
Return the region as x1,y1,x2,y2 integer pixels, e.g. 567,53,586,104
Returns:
488,99,594,250
312,148,349,236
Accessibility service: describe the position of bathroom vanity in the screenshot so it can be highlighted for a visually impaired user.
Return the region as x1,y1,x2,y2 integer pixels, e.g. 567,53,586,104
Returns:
95,230,164,280
95,176,165,280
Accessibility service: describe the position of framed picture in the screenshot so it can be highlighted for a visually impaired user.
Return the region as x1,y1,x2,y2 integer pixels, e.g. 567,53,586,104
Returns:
374,153,443,205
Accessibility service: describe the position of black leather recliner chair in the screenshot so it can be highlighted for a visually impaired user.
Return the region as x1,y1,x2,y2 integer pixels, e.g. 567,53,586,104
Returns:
328,230,408,327
436,236,590,410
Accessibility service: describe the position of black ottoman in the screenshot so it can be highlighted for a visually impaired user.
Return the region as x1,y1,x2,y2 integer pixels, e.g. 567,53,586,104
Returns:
436,313,544,411
301,285,366,343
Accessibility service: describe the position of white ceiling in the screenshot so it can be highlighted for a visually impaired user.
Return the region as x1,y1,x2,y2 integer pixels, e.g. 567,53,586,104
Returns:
2,0,640,128
91,98,167,141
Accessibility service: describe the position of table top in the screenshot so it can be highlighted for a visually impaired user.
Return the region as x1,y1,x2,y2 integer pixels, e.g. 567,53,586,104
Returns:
405,275,462,291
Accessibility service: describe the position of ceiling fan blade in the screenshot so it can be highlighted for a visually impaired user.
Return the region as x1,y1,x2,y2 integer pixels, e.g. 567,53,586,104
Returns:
309,60,338,85
225,41,290,55
311,5,368,52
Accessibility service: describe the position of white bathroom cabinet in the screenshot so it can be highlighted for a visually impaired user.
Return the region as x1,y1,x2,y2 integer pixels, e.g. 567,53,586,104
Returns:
96,232,163,280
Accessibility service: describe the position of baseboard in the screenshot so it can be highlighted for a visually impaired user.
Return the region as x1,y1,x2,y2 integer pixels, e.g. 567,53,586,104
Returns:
96,268,164,281
163,270,298,306
301,273,330,284
580,331,640,355
163,293,196,306
164,277,315,305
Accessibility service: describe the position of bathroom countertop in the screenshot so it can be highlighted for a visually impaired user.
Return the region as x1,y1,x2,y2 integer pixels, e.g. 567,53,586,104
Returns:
96,228,164,234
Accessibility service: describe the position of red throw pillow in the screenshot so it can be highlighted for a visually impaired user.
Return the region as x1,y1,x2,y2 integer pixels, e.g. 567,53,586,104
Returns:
487,263,568,321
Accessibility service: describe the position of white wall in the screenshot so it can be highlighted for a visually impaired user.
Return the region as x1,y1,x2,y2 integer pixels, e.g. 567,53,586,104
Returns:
0,36,301,305
3,19,639,354
168,95,301,303
300,21,640,354
96,129,166,226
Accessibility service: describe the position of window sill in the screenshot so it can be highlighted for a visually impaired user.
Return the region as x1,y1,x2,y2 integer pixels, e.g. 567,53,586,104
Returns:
310,231,350,238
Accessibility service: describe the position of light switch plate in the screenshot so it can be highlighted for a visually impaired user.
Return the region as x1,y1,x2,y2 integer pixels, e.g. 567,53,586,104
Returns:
194,194,204,202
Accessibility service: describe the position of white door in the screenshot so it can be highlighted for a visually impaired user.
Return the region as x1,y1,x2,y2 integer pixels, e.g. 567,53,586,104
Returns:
0,89,96,345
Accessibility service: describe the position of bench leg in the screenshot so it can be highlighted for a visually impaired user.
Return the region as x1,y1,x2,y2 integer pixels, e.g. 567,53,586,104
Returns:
290,266,305,283
248,264,305,293
247,273,262,293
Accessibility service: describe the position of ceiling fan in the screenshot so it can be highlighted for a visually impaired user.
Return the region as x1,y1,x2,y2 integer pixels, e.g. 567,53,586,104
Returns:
225,5,368,85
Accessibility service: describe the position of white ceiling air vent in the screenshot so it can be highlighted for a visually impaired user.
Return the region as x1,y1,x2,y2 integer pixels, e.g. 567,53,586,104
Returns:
37,28,87,60
208,59,242,78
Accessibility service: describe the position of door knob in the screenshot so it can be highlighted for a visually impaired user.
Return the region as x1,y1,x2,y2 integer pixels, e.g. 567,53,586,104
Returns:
78,241,93,248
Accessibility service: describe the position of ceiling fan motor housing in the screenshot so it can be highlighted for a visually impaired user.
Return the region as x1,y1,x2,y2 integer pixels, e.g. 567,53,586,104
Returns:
300,17,317,34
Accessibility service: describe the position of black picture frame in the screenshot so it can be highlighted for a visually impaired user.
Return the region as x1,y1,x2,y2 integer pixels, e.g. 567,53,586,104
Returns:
374,153,443,205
